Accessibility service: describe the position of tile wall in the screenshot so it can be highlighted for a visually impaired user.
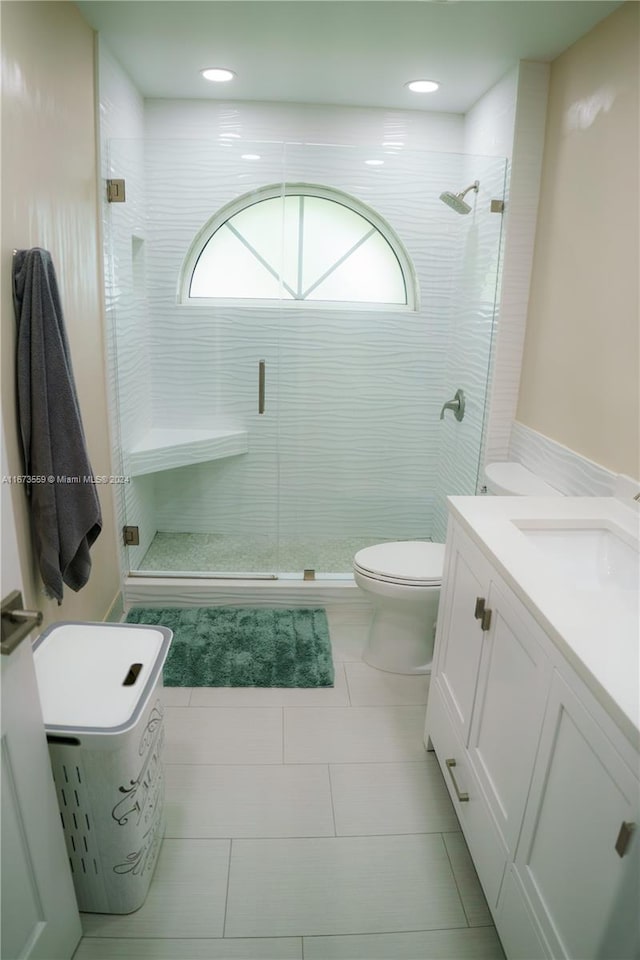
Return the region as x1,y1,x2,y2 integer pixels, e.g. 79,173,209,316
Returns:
98,51,549,581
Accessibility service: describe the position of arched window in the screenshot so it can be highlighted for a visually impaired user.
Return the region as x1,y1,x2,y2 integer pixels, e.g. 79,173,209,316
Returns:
180,184,416,308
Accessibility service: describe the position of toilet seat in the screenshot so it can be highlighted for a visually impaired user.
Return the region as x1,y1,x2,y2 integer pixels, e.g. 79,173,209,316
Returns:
354,541,445,586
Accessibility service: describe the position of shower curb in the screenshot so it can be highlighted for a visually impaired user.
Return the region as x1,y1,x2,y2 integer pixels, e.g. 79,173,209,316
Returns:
123,576,370,610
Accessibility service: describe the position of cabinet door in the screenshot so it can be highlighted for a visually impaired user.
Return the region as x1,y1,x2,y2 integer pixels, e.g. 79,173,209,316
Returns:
496,866,551,960
515,672,640,960
434,525,489,746
468,580,552,856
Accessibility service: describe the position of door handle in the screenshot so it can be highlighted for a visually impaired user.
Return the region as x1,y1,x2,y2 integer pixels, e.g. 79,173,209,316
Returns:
1,590,43,655
258,360,265,414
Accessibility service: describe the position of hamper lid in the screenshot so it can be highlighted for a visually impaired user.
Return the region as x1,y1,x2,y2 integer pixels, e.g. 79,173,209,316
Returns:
33,621,172,735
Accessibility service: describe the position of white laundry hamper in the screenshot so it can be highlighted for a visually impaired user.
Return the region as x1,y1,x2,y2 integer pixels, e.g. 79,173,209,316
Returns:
33,620,172,915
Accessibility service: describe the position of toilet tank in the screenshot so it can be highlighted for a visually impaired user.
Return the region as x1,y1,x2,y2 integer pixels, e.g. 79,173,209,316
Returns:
484,462,563,497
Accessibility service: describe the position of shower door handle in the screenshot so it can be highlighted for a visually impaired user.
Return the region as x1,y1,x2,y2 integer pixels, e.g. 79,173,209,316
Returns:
258,360,265,414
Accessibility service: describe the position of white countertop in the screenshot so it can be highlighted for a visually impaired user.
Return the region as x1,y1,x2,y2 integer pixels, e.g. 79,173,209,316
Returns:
448,496,640,748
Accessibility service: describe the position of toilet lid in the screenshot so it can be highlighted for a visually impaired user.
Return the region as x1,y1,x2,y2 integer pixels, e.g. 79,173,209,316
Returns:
354,541,445,584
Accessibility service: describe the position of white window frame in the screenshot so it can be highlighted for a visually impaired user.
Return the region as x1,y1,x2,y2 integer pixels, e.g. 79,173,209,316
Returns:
178,183,418,310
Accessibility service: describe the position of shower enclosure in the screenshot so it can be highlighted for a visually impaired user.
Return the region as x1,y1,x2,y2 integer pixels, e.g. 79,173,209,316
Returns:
105,137,506,580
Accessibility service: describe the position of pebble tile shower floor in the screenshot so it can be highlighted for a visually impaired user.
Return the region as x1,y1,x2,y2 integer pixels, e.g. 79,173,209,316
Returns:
72,606,505,960
138,533,400,575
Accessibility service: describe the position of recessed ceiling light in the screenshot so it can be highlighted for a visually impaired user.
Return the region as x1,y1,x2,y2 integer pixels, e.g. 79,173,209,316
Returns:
365,159,384,166
201,68,235,83
406,79,440,94
241,154,261,161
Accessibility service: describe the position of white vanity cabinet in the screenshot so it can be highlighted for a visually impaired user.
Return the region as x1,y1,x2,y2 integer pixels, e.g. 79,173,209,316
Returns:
500,671,640,960
426,512,640,960
428,520,554,908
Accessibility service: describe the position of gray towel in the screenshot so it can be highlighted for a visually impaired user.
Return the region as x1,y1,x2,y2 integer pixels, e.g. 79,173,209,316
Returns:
13,248,102,603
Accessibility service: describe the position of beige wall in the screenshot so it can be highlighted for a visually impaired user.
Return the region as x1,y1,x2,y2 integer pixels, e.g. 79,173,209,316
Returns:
517,1,639,479
1,0,120,624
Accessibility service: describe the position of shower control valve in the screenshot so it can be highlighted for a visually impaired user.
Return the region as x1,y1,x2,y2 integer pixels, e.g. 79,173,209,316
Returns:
439,389,465,422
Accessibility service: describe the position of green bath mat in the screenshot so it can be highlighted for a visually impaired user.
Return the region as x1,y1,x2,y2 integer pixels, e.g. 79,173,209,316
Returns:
125,607,334,688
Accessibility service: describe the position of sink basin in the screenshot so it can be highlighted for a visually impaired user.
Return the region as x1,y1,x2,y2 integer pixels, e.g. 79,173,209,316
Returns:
514,521,639,592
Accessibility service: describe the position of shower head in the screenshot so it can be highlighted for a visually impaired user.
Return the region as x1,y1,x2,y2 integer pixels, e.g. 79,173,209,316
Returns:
439,180,479,215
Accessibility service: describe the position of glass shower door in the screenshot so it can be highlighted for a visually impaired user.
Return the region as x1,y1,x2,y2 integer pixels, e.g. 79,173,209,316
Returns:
105,137,283,577
431,152,507,542
275,143,507,576
105,135,506,579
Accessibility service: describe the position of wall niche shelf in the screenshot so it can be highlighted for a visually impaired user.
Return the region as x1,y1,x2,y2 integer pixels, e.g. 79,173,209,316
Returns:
127,427,248,477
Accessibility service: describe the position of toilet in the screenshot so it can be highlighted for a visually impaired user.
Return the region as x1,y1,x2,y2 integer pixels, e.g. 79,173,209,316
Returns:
353,540,446,675
354,463,562,675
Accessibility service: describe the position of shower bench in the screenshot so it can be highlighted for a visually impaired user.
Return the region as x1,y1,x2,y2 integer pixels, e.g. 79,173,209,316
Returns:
127,427,248,476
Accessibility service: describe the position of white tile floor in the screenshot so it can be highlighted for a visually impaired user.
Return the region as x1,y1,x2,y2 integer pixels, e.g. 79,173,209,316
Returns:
73,606,505,960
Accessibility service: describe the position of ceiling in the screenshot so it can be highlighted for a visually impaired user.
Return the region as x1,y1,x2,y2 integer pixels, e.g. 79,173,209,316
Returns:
76,1,623,113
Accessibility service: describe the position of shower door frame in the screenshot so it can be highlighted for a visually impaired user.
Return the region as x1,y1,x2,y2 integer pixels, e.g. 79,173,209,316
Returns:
104,137,508,582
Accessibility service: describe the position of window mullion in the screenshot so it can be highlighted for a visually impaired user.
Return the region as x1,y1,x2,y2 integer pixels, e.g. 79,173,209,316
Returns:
301,227,376,300
297,196,304,300
227,221,299,300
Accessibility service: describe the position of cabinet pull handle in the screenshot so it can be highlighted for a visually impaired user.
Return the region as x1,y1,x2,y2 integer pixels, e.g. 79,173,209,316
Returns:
481,608,492,632
445,758,469,802
615,821,635,858
474,597,485,620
